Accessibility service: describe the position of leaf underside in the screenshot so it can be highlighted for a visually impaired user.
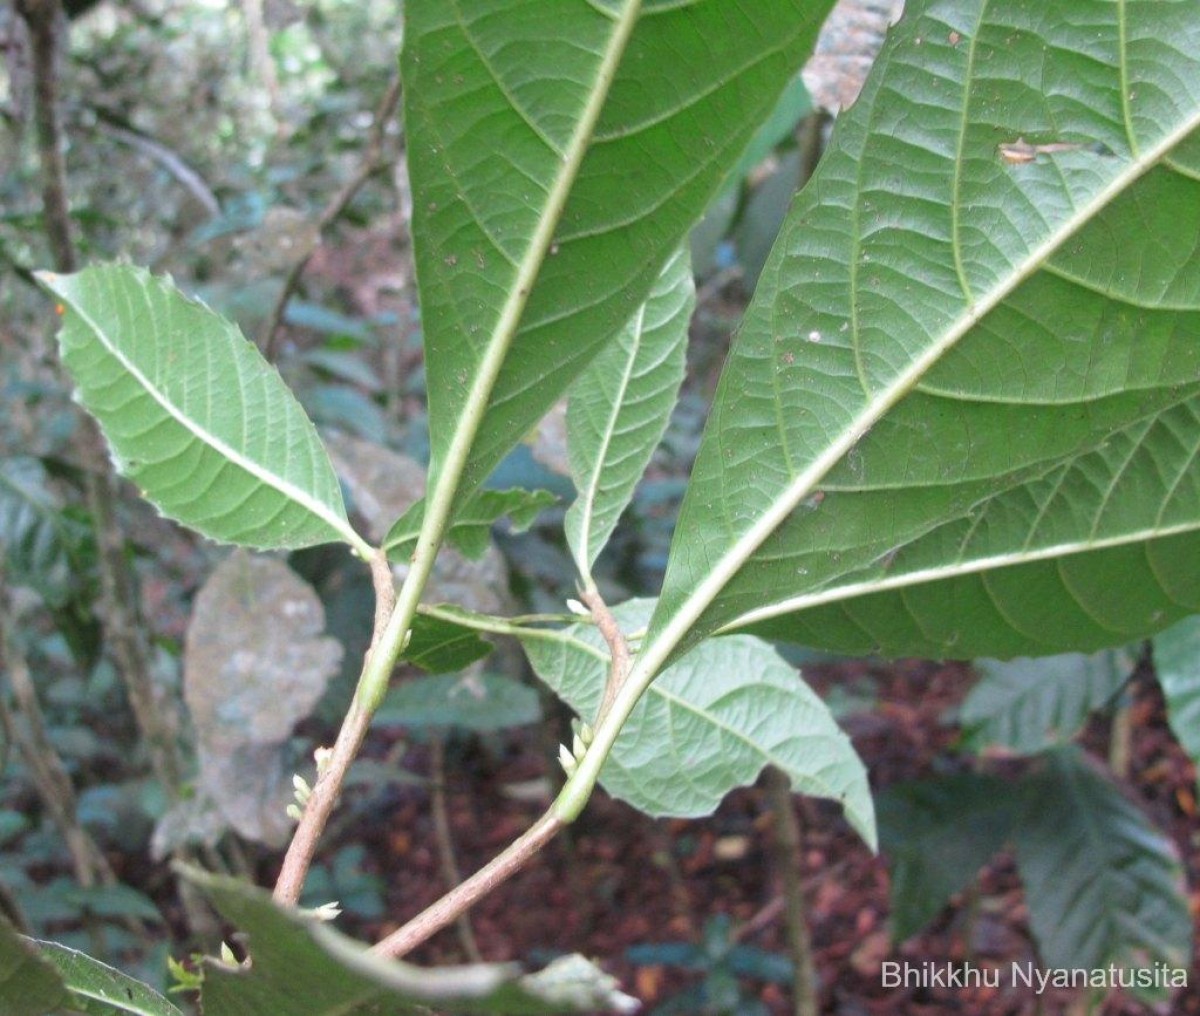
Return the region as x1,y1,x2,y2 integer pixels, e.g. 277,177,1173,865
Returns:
1152,616,1200,777
962,649,1134,754
41,265,358,552
404,0,837,515
522,600,875,846
1015,748,1192,974
647,0,1200,664
565,246,692,577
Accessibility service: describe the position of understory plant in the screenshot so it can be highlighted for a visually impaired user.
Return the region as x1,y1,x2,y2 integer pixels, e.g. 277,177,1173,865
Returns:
5,0,1200,1011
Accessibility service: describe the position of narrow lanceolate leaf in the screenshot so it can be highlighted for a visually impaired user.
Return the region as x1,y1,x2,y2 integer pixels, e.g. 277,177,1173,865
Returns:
40,265,367,555
1014,748,1192,975
186,868,639,1015
523,600,874,846
646,1,1200,667
962,649,1134,755
565,247,691,579
1152,616,1200,782
404,0,837,521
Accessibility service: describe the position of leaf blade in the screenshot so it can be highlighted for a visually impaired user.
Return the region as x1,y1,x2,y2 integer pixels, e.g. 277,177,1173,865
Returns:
565,246,692,578
522,599,874,846
41,265,365,554
405,0,837,517
961,649,1134,754
1014,748,1192,975
644,0,1200,665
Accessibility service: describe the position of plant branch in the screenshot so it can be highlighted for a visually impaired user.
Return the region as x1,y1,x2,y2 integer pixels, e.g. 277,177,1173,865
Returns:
371,810,562,959
764,766,818,1016
273,547,394,906
0,591,112,888
261,72,402,358
579,586,630,730
429,735,482,961
17,0,74,272
20,0,185,800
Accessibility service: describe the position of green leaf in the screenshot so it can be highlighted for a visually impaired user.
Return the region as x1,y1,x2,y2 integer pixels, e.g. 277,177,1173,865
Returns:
1152,615,1200,783
643,0,1200,669
522,599,874,846
402,609,496,673
877,774,1017,941
385,489,557,561
0,915,67,1016
565,246,692,579
34,940,185,1016
404,0,838,518
0,456,84,607
1014,748,1192,975
375,673,540,731
185,868,638,1015
961,649,1134,754
40,265,367,555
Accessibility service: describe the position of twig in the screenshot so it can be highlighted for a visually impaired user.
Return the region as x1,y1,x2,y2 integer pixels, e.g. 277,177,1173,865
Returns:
261,72,402,358
84,460,184,796
371,810,563,959
579,586,631,729
764,767,819,1016
17,0,75,272
242,0,281,125
93,117,219,215
19,0,185,801
273,549,396,905
731,895,785,944
0,593,112,888
429,735,482,961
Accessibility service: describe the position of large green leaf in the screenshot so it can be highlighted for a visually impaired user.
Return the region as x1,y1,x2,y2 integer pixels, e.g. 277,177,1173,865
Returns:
961,649,1134,754
877,773,1017,941
522,599,874,845
187,868,638,1015
40,265,367,555
644,0,1200,668
404,0,837,518
1013,748,1192,975
565,246,692,578
1152,615,1200,780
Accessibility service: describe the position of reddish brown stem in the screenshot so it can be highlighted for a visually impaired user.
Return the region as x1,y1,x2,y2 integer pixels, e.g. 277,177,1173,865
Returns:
371,811,563,959
273,549,396,905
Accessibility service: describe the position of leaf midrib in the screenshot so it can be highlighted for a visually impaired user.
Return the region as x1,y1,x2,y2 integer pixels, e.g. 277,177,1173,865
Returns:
572,306,645,577
416,0,644,548
644,106,1200,677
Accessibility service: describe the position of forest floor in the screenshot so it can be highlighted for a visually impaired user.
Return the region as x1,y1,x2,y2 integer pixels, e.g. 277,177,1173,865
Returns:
295,654,1200,1016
